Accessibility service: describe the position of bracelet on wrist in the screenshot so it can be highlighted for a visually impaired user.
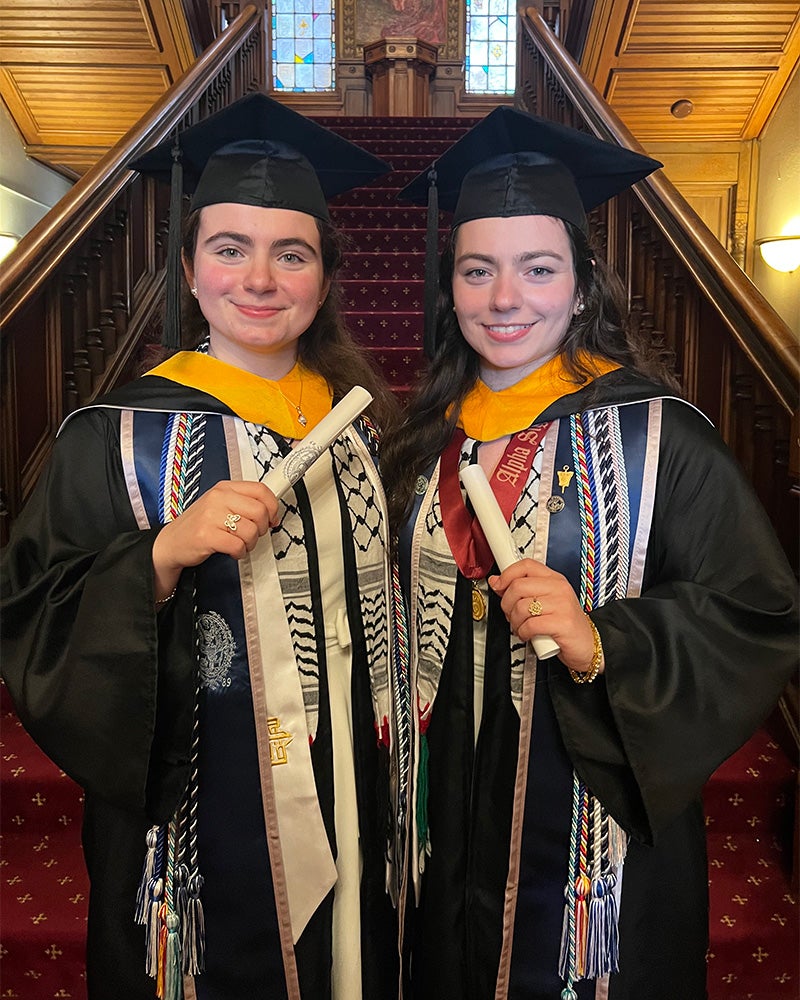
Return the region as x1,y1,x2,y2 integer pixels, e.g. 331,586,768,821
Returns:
568,614,603,684
154,586,177,608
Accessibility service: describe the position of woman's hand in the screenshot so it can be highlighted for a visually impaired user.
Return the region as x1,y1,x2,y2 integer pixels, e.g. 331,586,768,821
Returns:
488,559,602,676
151,480,279,601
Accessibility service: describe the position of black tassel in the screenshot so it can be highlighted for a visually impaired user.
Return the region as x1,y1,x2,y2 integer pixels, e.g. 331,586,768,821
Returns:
423,167,439,358
162,140,184,349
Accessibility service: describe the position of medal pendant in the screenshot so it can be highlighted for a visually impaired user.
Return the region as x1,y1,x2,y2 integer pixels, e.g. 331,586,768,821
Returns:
471,584,486,621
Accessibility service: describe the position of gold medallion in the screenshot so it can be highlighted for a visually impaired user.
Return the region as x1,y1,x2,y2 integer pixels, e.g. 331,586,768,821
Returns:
472,584,486,621
546,495,565,513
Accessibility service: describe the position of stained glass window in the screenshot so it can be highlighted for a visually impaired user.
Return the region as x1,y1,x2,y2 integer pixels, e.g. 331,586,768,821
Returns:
465,0,517,94
272,0,335,92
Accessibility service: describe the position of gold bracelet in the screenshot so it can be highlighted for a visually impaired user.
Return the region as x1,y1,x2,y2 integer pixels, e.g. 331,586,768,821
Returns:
154,586,177,608
568,614,604,684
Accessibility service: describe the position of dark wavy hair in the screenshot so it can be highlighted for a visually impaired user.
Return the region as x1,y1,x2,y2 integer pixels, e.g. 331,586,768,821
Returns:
381,219,678,534
147,207,398,433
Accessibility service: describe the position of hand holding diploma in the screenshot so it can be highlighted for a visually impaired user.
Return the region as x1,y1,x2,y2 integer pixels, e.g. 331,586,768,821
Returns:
152,387,372,600
459,464,561,660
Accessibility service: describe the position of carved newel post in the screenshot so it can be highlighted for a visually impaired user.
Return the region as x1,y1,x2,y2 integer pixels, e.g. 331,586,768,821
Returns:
364,37,438,116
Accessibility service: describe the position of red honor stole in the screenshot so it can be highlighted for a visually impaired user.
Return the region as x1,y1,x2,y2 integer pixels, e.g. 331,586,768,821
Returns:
439,424,550,580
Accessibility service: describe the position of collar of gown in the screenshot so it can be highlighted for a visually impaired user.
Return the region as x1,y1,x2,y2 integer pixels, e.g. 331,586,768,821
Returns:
146,351,333,438
457,353,621,441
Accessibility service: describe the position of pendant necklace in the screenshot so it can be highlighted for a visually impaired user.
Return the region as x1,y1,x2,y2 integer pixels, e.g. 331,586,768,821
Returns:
280,380,307,427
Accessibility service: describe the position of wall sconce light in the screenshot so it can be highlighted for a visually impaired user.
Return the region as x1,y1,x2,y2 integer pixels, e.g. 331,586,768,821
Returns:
0,232,20,264
755,235,800,273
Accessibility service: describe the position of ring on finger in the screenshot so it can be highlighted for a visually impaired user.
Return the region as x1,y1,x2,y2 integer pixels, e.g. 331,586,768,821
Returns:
527,598,543,618
224,512,242,533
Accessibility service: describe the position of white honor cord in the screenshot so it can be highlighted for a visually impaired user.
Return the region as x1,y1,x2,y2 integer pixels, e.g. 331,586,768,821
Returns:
459,464,561,660
262,386,373,500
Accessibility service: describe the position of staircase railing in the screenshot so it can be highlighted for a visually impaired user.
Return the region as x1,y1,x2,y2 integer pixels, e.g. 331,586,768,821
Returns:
519,6,799,569
0,4,265,544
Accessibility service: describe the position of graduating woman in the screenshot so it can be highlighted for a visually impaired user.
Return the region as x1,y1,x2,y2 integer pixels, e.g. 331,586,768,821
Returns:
382,108,798,1000
2,93,403,1000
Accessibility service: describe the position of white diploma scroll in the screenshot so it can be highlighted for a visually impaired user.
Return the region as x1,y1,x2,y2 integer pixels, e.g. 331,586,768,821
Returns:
459,464,561,660
262,385,373,499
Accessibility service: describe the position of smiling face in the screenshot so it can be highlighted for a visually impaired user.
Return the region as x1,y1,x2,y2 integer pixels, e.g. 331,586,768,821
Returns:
182,203,329,379
452,214,581,390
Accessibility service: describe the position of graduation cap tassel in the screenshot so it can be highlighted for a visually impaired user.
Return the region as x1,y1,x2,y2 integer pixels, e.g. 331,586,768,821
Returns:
162,140,184,350
423,168,439,358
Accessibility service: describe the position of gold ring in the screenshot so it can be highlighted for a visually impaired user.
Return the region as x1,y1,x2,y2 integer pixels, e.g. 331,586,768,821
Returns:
527,598,543,618
224,512,241,532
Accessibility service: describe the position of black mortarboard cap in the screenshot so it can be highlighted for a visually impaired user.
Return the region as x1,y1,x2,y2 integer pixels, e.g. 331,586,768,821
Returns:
130,92,392,347
397,107,662,354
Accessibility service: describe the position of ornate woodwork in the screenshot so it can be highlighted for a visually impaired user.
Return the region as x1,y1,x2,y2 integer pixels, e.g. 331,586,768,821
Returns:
0,6,264,544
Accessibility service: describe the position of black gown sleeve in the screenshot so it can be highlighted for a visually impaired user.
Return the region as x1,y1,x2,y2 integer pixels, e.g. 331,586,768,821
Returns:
1,408,196,824
550,399,799,844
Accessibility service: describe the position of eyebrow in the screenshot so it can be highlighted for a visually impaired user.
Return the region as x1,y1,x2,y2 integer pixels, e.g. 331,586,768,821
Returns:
202,232,319,256
455,249,567,266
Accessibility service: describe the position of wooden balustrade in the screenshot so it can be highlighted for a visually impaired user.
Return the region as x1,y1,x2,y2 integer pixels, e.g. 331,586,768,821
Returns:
0,5,265,545
519,8,799,569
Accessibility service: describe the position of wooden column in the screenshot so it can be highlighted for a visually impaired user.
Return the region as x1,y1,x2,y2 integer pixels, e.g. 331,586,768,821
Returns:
364,37,438,117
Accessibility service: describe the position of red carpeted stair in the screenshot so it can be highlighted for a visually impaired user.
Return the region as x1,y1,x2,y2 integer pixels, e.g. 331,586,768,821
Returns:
324,117,482,399
1,115,797,1000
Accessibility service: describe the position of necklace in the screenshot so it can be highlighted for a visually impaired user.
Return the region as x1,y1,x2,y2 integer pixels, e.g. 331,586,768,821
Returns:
279,381,307,427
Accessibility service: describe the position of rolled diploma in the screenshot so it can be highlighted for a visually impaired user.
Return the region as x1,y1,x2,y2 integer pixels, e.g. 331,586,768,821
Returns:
459,464,561,660
262,385,373,499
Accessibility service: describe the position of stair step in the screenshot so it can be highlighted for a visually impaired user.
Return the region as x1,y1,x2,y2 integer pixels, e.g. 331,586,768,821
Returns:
338,227,437,253
316,117,482,132
347,310,424,344
342,279,423,312
341,251,425,282
330,206,432,229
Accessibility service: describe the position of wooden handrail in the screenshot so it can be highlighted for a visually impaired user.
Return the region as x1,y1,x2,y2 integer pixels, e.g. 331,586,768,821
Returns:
0,3,265,542
522,6,799,415
0,3,262,327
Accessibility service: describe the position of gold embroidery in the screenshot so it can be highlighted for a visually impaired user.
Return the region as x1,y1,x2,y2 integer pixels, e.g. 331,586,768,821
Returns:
268,717,294,766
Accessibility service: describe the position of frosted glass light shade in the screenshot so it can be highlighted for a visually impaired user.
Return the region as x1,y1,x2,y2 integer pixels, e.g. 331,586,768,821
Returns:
756,236,800,273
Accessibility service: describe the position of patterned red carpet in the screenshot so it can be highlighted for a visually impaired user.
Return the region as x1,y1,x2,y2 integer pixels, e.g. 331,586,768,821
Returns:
2,683,796,998
1,116,797,999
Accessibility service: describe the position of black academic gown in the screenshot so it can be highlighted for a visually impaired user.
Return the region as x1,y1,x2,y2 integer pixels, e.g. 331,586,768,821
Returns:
402,370,798,1000
1,375,397,1000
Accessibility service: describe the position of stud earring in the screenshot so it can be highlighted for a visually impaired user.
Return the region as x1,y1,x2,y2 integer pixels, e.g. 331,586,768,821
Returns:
576,301,585,314
190,286,198,298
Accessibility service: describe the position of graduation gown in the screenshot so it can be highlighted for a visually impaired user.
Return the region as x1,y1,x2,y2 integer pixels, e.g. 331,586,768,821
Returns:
401,367,797,1000
1,356,399,1000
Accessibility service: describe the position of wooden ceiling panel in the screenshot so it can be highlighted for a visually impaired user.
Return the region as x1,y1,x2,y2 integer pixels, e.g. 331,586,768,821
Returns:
623,1,799,52
584,0,800,143
607,69,775,140
1,2,157,50
2,66,171,145
0,0,193,173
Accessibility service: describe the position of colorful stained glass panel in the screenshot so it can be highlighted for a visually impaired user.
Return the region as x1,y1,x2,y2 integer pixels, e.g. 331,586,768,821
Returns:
272,1,335,92
465,0,516,94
